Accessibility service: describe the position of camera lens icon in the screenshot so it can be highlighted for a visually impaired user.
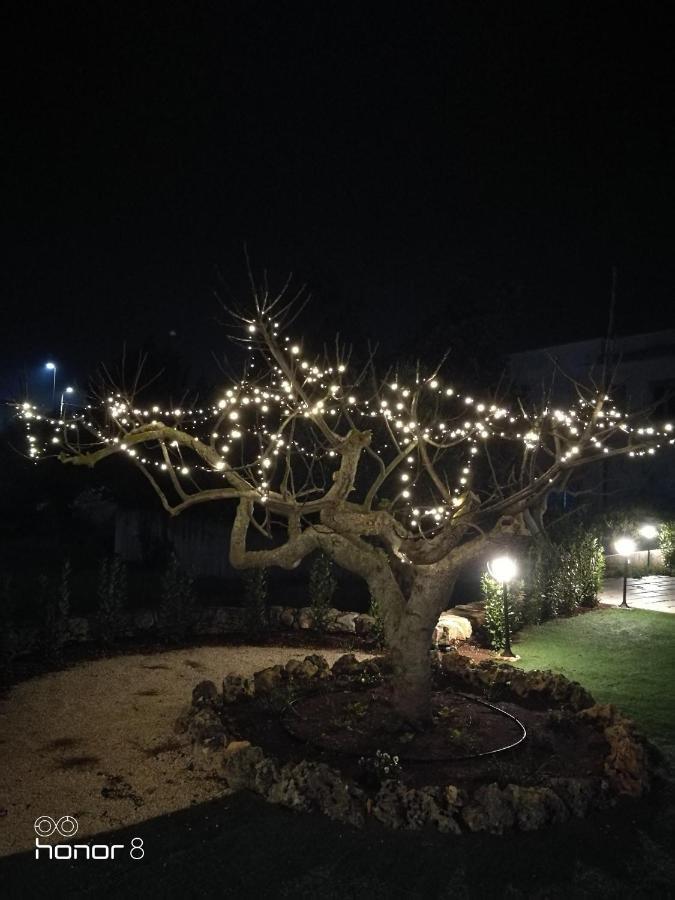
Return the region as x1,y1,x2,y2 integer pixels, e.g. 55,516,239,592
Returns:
34,816,57,837
34,815,79,838
56,816,78,837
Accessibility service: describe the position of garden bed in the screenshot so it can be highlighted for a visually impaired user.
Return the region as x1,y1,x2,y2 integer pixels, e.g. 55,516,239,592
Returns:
182,649,657,834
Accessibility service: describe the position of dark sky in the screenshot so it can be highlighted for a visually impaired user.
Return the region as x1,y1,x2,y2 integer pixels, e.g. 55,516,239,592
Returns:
3,2,675,401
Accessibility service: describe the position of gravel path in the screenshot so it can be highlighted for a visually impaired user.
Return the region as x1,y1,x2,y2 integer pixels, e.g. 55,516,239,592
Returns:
0,644,367,857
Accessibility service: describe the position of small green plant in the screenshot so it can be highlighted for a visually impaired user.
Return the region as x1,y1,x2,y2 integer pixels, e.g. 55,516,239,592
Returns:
482,573,523,651
242,567,268,635
659,522,675,572
158,552,196,643
358,749,402,787
308,552,337,631
97,555,128,647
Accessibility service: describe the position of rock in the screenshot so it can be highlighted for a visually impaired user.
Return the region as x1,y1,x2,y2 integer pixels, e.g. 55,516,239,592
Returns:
504,784,568,831
253,665,286,695
371,780,407,829
296,607,316,630
267,760,365,828
192,680,219,709
223,744,265,791
604,723,649,798
66,616,91,641
354,613,377,636
285,658,303,677
188,708,227,748
439,649,478,681
327,612,358,633
407,786,462,834
578,703,621,726
462,783,515,834
223,740,251,759
173,703,193,734
548,777,605,817
433,612,472,644
371,781,461,833
331,653,362,677
222,673,254,704
267,606,284,629
279,608,295,628
304,653,330,673
253,756,282,796
133,609,156,632
196,606,247,635
451,602,486,629
286,658,319,680
577,704,649,798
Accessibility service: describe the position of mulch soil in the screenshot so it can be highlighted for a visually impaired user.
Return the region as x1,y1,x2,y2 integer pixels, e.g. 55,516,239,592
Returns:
224,675,609,793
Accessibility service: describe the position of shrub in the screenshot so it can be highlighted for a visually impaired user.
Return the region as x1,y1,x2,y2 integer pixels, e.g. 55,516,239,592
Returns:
525,541,561,623
158,552,196,643
483,528,605,649
482,573,523,651
242,567,268,635
659,522,675,572
40,563,71,666
97,556,127,647
308,552,337,631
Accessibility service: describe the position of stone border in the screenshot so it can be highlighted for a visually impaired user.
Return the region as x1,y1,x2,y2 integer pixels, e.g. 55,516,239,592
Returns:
10,608,471,655
177,651,654,834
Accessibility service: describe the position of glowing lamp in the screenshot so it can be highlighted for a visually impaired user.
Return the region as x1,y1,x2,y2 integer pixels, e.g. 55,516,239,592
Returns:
639,525,658,541
615,537,636,558
487,555,518,584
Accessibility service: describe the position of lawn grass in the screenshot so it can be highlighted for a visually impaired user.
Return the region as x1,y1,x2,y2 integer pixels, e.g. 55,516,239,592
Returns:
514,607,675,760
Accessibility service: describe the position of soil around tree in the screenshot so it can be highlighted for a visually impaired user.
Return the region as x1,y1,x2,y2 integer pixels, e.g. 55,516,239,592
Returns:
224,670,610,794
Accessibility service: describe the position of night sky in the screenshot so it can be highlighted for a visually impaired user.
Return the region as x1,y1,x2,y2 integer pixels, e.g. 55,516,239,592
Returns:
4,3,675,402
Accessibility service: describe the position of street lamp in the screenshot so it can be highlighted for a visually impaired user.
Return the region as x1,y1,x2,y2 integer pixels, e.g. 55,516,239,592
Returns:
45,362,56,404
59,386,74,418
639,524,659,572
487,555,518,658
615,537,636,608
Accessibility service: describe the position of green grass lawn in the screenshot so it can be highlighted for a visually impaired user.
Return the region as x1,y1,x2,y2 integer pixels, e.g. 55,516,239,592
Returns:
514,607,675,760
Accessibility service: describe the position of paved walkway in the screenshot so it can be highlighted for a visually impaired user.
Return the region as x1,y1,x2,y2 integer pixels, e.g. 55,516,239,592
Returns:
600,575,675,612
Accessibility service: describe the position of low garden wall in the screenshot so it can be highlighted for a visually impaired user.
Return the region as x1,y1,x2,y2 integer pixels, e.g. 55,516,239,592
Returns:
180,650,654,835
9,607,472,656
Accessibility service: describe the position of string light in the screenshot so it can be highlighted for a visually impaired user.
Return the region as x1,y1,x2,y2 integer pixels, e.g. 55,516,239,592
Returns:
15,319,670,539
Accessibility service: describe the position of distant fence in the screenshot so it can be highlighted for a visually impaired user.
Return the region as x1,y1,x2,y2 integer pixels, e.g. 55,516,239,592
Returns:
605,549,665,571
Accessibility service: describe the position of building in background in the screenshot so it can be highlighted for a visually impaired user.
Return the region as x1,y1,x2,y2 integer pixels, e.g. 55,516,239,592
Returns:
509,328,675,511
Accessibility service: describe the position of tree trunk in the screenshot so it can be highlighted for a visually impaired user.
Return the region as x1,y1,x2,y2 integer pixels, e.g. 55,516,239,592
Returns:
380,570,455,728
388,618,436,726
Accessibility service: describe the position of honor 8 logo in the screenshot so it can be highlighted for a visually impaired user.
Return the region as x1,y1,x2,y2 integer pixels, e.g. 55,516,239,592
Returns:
34,816,144,861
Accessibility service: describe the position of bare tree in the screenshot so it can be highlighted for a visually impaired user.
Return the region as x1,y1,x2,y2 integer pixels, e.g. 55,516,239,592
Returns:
19,282,673,726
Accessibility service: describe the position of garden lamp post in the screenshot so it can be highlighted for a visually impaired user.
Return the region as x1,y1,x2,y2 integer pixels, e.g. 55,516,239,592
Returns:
639,524,658,572
45,362,56,405
487,555,518,658
615,537,636,608
59,386,74,418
